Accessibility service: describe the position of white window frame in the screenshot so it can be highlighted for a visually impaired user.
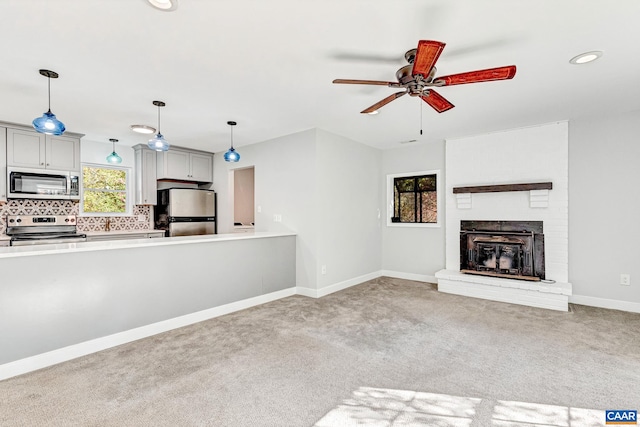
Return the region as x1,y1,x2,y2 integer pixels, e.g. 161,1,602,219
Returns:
386,169,442,228
80,163,132,217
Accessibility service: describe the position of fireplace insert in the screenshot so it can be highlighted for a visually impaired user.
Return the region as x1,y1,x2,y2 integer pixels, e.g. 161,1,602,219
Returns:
460,220,545,281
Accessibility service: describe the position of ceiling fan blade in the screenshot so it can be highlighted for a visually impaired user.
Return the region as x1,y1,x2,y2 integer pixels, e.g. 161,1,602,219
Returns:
420,89,454,113
361,91,406,114
411,40,446,79
333,79,397,86
434,65,516,86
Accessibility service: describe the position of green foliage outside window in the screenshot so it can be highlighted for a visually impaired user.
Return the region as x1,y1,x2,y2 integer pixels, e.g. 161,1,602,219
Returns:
82,166,127,214
392,174,437,223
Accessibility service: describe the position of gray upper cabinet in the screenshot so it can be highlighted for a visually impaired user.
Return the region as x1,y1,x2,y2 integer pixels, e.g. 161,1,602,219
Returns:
133,144,158,205
5,126,81,172
0,127,6,201
157,147,213,182
47,135,80,171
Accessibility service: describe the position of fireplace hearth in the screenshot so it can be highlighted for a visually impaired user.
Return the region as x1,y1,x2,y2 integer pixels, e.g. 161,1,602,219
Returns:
460,220,545,281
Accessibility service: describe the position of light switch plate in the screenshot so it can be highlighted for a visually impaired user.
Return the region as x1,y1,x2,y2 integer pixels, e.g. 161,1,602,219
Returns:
137,215,146,222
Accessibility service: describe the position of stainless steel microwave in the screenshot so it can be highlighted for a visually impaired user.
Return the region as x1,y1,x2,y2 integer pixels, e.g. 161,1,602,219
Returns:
7,167,80,200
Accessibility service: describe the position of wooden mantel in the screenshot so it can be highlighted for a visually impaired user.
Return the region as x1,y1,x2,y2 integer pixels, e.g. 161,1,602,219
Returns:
453,182,553,194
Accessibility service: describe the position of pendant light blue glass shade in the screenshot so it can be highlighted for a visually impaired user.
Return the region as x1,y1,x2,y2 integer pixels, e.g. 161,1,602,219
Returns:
106,151,122,164
33,70,65,135
223,147,240,162
106,138,122,164
224,120,240,162
148,133,170,151
147,100,170,152
33,110,66,135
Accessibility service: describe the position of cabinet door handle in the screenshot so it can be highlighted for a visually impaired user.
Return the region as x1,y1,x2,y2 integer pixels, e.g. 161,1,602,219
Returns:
40,162,45,165
46,163,50,166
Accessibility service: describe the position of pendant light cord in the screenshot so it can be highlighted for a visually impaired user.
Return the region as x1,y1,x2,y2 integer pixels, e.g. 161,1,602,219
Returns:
420,101,423,135
230,124,234,149
47,76,52,113
157,105,161,134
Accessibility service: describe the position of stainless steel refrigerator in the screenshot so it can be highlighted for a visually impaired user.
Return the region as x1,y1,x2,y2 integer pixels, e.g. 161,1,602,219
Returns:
154,188,217,237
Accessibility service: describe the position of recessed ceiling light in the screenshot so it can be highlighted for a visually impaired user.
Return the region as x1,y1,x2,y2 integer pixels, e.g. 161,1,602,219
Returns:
130,124,156,134
569,51,603,65
367,110,379,115
146,0,178,11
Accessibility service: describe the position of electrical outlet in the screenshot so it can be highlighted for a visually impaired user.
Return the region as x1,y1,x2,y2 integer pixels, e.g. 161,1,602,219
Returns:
321,265,327,275
137,215,146,222
620,274,631,286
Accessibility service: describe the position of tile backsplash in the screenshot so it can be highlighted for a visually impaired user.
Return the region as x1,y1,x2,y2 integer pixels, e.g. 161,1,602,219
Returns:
0,200,152,234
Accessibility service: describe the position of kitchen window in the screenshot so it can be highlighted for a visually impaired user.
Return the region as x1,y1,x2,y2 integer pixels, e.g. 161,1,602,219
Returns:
80,164,131,216
387,170,441,227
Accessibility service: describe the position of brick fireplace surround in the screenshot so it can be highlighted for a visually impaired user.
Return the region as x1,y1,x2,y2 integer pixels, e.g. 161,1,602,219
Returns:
436,121,572,311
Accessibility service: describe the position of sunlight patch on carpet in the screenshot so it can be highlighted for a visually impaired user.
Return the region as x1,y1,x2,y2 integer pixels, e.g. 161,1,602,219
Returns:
314,387,605,427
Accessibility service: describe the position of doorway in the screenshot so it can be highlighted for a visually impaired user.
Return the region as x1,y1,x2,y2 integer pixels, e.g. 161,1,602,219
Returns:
231,166,255,231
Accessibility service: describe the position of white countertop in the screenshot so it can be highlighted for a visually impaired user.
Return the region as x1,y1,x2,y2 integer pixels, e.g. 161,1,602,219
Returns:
0,229,165,240
0,232,296,258
84,229,166,237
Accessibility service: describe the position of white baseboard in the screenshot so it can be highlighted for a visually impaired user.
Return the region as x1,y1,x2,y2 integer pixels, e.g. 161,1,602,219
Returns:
380,270,436,284
0,287,296,381
570,294,640,314
295,286,318,298
297,271,383,298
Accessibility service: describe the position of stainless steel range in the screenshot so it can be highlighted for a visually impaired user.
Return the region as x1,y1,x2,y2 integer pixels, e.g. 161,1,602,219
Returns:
5,215,87,246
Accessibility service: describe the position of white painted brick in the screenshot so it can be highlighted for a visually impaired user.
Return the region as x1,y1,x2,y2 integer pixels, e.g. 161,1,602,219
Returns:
455,193,472,209
444,122,569,296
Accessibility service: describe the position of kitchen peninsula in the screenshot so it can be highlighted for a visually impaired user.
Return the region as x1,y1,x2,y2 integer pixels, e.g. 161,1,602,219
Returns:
0,232,296,380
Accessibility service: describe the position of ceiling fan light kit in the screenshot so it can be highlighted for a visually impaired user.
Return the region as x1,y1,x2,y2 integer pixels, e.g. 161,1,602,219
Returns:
333,40,516,114
148,100,170,152
32,69,66,136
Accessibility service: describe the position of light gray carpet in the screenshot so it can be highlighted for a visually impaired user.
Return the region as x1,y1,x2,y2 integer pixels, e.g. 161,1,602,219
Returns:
1,277,639,426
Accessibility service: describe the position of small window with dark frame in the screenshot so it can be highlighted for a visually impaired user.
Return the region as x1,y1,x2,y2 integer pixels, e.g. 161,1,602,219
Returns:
391,174,437,223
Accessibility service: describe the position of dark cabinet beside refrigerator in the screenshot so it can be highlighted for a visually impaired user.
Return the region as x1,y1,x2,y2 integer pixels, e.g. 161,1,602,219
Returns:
154,188,217,237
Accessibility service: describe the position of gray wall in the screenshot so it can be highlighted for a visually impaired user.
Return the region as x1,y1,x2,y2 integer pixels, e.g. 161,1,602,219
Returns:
569,110,640,304
214,129,382,293
214,129,319,289
380,141,446,279
316,129,382,288
0,235,296,364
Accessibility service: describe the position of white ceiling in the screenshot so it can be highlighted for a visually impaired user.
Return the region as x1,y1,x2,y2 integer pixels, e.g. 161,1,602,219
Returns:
2,1,640,153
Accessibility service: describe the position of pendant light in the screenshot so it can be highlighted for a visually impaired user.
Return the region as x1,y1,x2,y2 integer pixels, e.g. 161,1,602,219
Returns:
223,121,240,162
147,100,170,152
106,138,122,164
32,69,66,135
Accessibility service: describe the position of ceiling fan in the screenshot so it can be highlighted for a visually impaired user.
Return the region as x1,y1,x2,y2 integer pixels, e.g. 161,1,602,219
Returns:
332,40,516,114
